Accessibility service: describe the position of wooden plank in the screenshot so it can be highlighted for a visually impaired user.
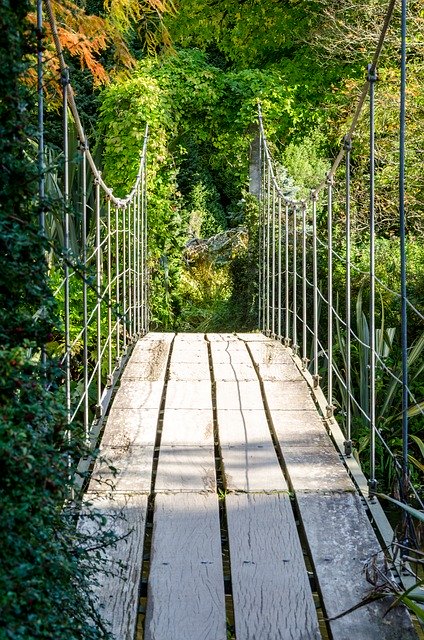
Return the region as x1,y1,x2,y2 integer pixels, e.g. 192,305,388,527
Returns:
207,333,239,342
88,444,154,493
168,361,210,380
161,409,214,446
155,446,216,492
217,410,286,492
100,407,159,448
145,493,227,640
79,493,147,640
248,340,294,365
268,409,354,493
212,361,257,381
254,362,300,382
236,332,268,342
210,342,252,364
112,380,164,410
141,332,175,342
130,335,173,363
226,493,321,640
297,492,417,639
215,380,264,411
263,380,316,411
165,380,212,409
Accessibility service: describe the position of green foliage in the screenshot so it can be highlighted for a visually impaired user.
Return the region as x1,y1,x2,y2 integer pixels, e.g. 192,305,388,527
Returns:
0,5,117,639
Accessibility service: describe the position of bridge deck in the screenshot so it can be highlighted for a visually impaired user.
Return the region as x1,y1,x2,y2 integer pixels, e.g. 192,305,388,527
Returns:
82,333,416,640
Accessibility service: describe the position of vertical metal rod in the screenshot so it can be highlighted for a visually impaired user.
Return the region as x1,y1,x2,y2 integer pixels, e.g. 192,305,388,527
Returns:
82,148,89,440
292,205,298,353
37,0,45,233
277,196,282,339
140,175,145,334
312,193,319,386
344,138,353,456
143,170,148,331
107,198,113,385
128,201,133,340
133,192,137,338
258,128,263,330
285,202,290,344
368,63,378,496
137,184,141,335
62,68,71,430
302,202,308,368
115,206,121,364
327,177,334,418
95,178,102,418
122,205,127,350
271,184,276,336
261,154,267,331
266,162,271,334
399,0,409,488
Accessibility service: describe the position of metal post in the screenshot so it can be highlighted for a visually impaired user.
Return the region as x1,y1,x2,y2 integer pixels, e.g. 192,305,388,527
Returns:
284,202,290,345
399,0,409,495
277,195,282,339
115,205,121,364
81,147,89,440
137,184,141,335
368,63,378,497
266,162,271,334
107,198,113,386
327,175,334,418
292,205,298,354
344,137,353,457
262,157,267,331
95,178,102,419
62,67,71,430
311,192,320,387
271,184,276,337
258,128,263,329
128,201,133,340
133,194,137,339
302,202,308,369
122,205,127,350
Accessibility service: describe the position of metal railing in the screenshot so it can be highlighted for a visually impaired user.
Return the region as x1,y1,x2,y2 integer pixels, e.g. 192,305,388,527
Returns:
257,0,423,512
42,0,149,443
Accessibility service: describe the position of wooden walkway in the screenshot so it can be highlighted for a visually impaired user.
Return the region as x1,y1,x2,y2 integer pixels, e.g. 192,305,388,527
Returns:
82,333,417,640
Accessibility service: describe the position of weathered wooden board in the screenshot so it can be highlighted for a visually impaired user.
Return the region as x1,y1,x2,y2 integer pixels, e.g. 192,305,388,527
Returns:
268,409,354,493
171,345,209,363
79,493,147,640
130,335,173,364
210,342,252,364
112,380,164,410
226,493,321,640
217,409,286,492
263,380,316,411
165,380,212,410
254,362,301,382
212,361,257,381
144,493,227,640
168,361,211,380
215,380,264,411
155,446,216,492
236,332,268,342
248,340,294,365
101,407,159,449
207,333,239,342
161,409,214,446
141,332,175,342
297,492,417,640
122,359,168,381
88,444,154,493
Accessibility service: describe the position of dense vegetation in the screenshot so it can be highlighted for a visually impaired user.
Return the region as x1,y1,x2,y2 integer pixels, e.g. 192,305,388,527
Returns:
2,0,424,635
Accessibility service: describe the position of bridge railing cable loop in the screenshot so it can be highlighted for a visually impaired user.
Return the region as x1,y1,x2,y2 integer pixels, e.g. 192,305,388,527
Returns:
257,0,422,523
45,0,149,443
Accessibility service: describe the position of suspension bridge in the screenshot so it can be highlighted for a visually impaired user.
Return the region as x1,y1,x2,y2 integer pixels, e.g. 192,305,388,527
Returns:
32,0,424,637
